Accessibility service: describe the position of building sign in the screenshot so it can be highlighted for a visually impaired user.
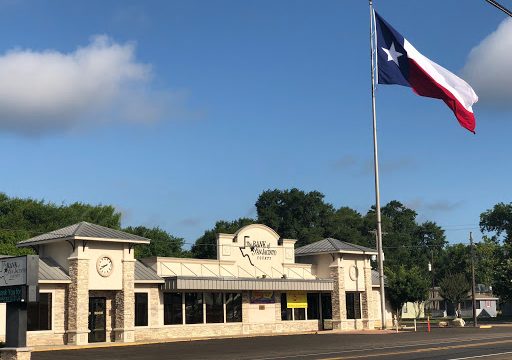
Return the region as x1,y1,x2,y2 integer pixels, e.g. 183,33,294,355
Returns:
240,239,277,265
0,286,24,303
0,257,27,286
250,291,275,304
287,292,307,308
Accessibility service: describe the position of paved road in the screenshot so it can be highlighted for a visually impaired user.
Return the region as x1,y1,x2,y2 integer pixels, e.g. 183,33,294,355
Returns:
33,327,512,360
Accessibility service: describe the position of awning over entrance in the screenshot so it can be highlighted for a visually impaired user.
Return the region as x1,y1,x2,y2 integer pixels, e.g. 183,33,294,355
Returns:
163,276,333,292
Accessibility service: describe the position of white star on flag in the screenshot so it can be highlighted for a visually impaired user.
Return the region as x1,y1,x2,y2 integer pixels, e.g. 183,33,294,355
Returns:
382,42,403,66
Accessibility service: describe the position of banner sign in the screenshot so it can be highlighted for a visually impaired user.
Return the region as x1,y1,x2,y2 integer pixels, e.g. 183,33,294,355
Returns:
250,291,275,304
287,292,307,308
0,286,25,303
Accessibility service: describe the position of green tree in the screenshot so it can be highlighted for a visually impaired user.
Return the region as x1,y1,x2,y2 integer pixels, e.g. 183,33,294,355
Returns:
480,202,512,244
474,236,500,287
385,265,429,321
124,226,186,259
439,273,470,318
0,193,121,256
325,207,369,247
437,244,471,284
191,218,255,259
256,189,334,247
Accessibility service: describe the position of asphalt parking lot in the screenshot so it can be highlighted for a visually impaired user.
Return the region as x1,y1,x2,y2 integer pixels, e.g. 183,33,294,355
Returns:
32,326,512,360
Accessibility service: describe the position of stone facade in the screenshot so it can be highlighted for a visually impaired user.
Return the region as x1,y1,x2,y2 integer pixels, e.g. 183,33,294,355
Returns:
114,259,135,343
329,261,346,330
134,320,320,342
0,348,32,360
361,266,374,330
66,257,89,345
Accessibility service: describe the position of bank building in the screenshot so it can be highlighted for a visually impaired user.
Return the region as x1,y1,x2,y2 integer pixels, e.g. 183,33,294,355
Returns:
0,222,392,346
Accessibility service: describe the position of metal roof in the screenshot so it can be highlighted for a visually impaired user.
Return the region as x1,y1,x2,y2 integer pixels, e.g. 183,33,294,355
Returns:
163,276,333,292
295,238,377,256
17,222,150,247
39,257,71,282
135,260,164,283
371,269,387,287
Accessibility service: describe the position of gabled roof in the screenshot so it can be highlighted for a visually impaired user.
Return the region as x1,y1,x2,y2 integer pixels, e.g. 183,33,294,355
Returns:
135,260,164,283
17,222,150,247
295,238,377,257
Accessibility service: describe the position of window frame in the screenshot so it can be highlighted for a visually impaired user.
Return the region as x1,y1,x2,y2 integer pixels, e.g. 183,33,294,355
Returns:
164,292,183,325
134,292,149,327
345,292,362,320
27,292,52,332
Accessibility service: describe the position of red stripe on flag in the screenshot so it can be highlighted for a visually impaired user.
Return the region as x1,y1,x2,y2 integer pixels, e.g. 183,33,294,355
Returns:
407,59,476,133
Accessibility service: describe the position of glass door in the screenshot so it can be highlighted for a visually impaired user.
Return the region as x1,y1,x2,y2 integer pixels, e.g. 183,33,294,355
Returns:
88,297,106,343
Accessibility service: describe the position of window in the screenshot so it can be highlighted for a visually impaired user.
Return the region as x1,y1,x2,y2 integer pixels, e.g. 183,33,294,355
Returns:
185,292,203,324
294,308,306,320
476,301,481,310
346,292,361,320
135,293,148,326
164,292,183,325
321,293,332,320
403,303,408,313
281,293,292,321
307,293,320,320
205,293,223,323
226,293,242,322
28,293,52,331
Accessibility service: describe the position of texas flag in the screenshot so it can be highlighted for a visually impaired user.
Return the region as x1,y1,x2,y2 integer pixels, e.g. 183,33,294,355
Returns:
375,12,478,133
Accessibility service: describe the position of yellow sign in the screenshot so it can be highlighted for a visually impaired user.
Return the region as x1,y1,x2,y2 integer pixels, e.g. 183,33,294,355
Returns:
287,292,307,308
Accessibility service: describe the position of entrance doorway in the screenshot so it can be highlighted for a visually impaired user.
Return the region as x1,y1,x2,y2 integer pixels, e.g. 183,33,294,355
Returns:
88,297,106,343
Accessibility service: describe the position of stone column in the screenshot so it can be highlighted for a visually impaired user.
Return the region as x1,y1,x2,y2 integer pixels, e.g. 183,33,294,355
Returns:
67,257,89,345
0,348,31,360
114,259,135,343
241,292,251,334
274,292,282,321
361,264,374,330
329,262,346,330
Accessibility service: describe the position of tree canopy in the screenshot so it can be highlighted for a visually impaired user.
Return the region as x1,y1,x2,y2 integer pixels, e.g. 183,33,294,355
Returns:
124,226,187,259
385,265,429,320
439,273,470,317
0,193,122,255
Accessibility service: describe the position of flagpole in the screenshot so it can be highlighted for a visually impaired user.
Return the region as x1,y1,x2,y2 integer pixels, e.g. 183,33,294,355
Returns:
369,0,387,330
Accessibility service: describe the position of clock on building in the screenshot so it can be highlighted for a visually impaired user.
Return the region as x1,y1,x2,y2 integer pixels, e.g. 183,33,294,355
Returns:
96,256,114,277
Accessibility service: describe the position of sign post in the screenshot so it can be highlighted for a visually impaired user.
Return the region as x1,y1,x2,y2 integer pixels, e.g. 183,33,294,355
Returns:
0,255,39,360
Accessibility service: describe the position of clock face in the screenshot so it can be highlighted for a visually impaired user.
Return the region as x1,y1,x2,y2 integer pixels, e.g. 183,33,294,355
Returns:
97,256,113,277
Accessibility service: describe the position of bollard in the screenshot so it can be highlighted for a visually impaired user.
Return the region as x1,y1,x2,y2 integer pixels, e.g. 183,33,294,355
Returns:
414,318,417,332
427,316,431,333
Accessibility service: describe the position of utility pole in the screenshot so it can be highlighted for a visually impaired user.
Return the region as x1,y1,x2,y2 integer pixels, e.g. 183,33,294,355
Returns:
470,232,478,327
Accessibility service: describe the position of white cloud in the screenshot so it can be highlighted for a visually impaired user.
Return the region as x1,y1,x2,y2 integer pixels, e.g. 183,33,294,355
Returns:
462,18,512,109
0,35,180,135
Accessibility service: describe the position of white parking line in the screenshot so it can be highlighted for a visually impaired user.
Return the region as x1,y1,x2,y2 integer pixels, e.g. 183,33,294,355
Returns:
447,351,512,360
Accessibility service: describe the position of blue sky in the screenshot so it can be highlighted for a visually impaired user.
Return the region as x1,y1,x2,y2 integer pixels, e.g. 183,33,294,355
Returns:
0,0,510,246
